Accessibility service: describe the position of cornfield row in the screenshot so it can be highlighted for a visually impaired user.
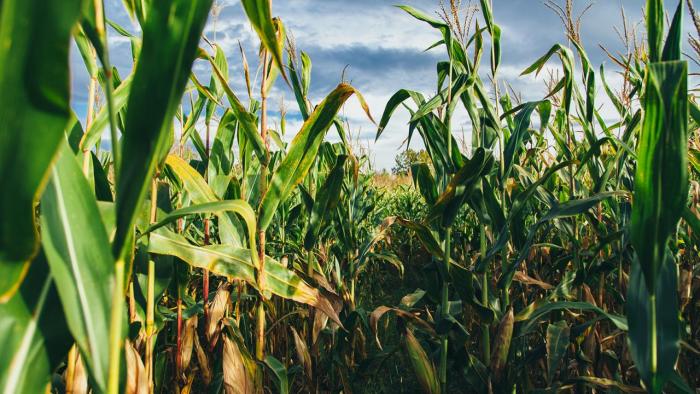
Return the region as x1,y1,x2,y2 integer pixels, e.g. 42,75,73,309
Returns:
0,0,698,393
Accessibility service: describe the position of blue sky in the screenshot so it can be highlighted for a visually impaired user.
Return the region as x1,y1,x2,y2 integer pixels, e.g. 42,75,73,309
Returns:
71,0,698,169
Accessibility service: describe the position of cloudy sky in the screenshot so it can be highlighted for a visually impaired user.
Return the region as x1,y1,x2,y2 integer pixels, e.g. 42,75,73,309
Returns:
71,0,698,169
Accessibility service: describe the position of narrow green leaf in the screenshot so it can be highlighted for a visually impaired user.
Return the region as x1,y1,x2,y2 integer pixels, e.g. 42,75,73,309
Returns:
264,356,289,394
647,0,664,62
631,61,687,291
40,143,113,392
516,301,628,334
80,75,133,152
376,89,424,141
148,230,341,326
0,0,82,300
208,54,268,166
627,251,680,393
404,328,440,394
259,84,372,230
661,0,683,61
304,155,347,250
0,254,71,394
502,101,541,179
141,200,258,270
164,155,244,248
546,321,569,384
241,0,288,83
114,0,214,259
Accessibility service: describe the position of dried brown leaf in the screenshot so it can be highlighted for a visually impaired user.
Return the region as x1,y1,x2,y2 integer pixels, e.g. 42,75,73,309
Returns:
125,340,148,394
222,334,255,394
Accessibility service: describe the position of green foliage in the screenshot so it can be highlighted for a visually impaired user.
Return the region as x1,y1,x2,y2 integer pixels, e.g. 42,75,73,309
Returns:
0,0,698,393
0,0,83,301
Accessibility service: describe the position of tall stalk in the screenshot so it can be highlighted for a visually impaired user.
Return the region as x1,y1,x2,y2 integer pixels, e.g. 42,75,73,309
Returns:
439,227,451,391
82,60,97,175
480,227,490,365
107,258,125,394
203,120,211,324
256,50,270,362
92,0,120,175
96,0,125,389
145,177,158,391
438,49,455,392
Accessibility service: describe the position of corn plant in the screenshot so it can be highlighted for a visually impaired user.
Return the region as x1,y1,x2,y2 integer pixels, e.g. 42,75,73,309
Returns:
0,0,698,392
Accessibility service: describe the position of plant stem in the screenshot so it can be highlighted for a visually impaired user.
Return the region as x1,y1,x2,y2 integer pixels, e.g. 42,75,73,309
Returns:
99,1,125,390
203,120,211,324
107,258,125,394
145,177,158,391
256,50,270,364
176,297,183,377
480,227,491,365
93,0,120,179
82,71,97,176
439,227,452,392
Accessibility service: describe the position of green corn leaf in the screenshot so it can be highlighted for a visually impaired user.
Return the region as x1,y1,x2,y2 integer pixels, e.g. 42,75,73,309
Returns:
627,251,680,393
546,321,570,384
496,191,625,288
397,5,467,66
393,217,445,259
304,155,348,250
208,44,229,101
91,152,114,202
208,53,268,166
410,75,472,122
74,27,98,78
411,162,439,206
148,229,341,326
646,0,664,62
114,0,214,260
490,25,502,76
502,101,542,180
515,301,628,334
0,254,71,394
538,191,626,223
288,51,311,120
662,1,683,62
264,356,289,394
479,0,494,32
80,74,133,152
258,83,373,231
430,148,494,227
40,143,113,392
682,207,700,236
521,44,574,114
600,64,627,119
404,328,440,394
474,162,571,273
141,199,259,269
0,0,82,301
631,60,687,291
374,89,424,141
179,94,207,146
241,0,288,83
164,155,244,248
688,147,700,175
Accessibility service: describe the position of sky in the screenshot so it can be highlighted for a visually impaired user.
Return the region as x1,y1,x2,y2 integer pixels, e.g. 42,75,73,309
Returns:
70,0,699,169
